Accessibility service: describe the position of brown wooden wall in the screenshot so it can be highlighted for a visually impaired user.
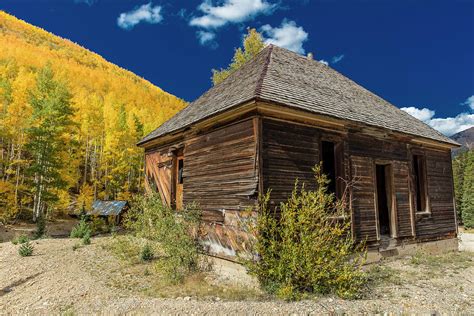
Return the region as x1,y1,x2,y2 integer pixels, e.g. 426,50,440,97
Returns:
414,148,456,239
261,118,456,245
349,155,378,242
145,115,457,255
183,118,259,223
261,119,320,208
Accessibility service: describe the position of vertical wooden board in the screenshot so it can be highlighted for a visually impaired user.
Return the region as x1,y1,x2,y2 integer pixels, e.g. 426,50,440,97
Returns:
145,149,173,206
350,155,378,242
392,161,413,237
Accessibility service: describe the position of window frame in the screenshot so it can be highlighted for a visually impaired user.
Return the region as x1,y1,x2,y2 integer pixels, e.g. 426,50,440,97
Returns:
411,153,431,215
319,136,344,199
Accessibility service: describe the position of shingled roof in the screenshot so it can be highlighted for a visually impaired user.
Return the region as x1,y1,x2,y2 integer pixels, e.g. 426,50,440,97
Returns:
139,45,457,146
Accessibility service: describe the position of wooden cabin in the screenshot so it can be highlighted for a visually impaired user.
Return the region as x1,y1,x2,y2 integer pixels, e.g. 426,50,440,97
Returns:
138,45,460,258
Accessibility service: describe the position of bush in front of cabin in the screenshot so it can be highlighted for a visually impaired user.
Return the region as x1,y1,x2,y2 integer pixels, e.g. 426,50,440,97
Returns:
124,193,204,283
70,216,92,239
247,165,367,301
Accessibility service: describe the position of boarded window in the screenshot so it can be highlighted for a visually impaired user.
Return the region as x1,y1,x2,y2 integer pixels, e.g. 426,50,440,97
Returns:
413,155,428,213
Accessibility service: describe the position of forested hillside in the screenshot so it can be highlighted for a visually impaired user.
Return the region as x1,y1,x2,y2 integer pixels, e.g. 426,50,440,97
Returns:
453,148,474,229
0,11,187,222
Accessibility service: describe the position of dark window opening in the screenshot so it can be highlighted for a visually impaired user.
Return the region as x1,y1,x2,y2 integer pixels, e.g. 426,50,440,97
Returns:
376,165,391,236
413,155,427,213
321,141,337,195
178,159,184,184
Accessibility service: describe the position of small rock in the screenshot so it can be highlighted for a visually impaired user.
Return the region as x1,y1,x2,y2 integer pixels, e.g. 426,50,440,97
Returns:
183,296,191,301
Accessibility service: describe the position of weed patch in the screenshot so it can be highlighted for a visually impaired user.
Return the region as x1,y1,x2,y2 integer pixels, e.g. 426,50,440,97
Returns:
18,241,34,257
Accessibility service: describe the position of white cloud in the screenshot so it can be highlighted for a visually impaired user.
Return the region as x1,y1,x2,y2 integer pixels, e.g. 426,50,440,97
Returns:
190,0,277,29
261,20,308,54
428,113,474,136
319,59,329,66
400,106,435,122
331,54,344,64
462,95,474,111
117,3,163,30
197,31,217,46
401,103,474,136
74,0,96,5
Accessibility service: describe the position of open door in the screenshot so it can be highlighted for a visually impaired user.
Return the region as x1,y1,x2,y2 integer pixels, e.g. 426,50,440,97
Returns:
375,164,394,238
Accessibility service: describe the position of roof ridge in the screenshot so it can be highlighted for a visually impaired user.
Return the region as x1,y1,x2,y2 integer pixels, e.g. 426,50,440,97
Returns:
254,44,273,98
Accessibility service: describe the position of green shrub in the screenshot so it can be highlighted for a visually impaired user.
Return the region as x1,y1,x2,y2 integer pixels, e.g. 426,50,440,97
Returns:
90,216,111,234
125,193,203,283
19,241,34,257
33,215,46,239
12,235,29,245
70,216,92,239
140,243,154,262
246,165,367,301
82,231,91,245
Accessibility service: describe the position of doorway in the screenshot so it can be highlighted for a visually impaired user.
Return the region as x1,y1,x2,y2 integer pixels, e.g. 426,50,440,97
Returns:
375,164,392,237
174,153,184,210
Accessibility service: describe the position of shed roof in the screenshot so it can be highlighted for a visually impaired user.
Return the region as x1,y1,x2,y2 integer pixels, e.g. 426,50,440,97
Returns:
139,45,458,146
88,200,128,217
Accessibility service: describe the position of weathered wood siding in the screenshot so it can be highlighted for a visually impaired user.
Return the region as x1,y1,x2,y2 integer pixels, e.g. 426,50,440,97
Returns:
183,118,259,222
144,146,174,206
262,119,319,208
350,156,378,242
392,161,413,237
414,149,456,238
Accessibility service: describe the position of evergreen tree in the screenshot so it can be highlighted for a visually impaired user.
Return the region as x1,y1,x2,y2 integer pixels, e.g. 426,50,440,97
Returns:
26,64,74,221
453,151,467,222
211,28,265,85
461,150,474,228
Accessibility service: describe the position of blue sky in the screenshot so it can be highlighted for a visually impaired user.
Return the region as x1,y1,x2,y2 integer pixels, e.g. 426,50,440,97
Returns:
1,0,473,135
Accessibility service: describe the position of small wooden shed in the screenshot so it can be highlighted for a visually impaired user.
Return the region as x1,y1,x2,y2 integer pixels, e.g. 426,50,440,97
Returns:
138,45,460,257
87,200,129,225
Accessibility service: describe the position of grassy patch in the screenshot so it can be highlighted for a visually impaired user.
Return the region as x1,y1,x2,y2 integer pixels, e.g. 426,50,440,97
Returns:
102,236,262,301
366,265,403,287
410,251,473,270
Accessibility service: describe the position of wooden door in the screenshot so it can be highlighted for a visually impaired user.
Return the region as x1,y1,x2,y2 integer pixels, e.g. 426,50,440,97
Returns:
175,155,184,210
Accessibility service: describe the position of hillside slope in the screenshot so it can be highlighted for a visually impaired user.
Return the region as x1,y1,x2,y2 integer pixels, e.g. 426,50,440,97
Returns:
0,11,186,220
452,127,474,153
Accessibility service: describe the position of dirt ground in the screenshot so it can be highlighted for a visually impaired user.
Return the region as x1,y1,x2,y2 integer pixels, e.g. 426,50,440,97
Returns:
0,219,78,242
1,236,473,315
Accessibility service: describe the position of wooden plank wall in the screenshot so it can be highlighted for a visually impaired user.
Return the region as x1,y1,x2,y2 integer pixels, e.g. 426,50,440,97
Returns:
415,148,456,238
144,147,174,206
350,156,378,242
183,118,259,223
392,161,413,237
261,119,320,208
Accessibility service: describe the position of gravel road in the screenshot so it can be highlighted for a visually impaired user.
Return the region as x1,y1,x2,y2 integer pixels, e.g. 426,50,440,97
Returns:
0,237,473,315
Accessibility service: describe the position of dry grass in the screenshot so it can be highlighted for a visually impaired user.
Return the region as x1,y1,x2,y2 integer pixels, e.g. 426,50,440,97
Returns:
101,236,263,301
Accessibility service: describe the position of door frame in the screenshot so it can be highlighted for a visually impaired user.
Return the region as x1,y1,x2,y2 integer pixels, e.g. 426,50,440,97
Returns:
373,161,398,240
171,148,184,210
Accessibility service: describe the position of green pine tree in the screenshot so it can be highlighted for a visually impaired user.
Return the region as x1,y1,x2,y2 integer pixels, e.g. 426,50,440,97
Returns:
453,151,468,222
461,150,474,229
26,64,75,221
211,28,265,85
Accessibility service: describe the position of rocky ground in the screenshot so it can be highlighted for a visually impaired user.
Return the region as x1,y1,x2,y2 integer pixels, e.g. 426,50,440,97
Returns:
0,236,473,315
